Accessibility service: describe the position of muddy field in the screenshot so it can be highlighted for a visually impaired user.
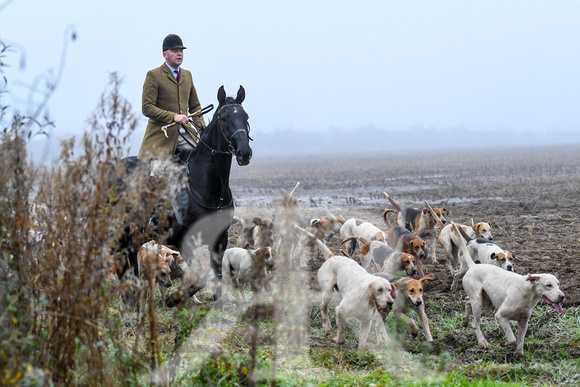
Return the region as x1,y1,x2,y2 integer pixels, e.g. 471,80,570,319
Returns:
227,144,580,359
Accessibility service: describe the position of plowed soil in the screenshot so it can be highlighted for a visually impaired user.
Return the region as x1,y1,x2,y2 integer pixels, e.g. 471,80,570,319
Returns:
228,144,580,360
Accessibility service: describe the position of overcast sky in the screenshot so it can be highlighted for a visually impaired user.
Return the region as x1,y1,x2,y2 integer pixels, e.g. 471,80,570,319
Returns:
1,1,579,161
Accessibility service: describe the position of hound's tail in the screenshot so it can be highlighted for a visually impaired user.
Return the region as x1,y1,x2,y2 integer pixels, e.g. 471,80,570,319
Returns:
340,235,372,256
294,225,334,259
383,192,402,212
283,182,300,207
450,222,476,269
324,198,346,225
382,209,396,229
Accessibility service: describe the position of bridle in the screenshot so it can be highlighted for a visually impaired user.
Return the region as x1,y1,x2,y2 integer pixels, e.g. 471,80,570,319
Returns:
182,102,252,211
197,103,252,156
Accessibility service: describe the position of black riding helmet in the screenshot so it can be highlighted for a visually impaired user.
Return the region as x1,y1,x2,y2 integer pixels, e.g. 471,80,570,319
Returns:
163,34,186,51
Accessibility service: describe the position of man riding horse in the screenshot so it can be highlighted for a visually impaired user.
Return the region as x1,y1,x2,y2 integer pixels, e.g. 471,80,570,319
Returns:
117,34,253,308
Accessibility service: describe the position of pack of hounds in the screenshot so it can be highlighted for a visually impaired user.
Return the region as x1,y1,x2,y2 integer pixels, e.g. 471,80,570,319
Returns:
132,185,565,355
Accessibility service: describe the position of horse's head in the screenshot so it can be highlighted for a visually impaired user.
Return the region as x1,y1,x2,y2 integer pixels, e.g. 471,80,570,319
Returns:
215,85,252,166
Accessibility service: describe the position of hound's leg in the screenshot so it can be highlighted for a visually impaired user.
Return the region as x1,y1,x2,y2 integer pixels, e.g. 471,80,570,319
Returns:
374,312,390,345
417,304,433,342
416,259,425,278
515,318,530,355
462,297,472,327
470,294,488,349
431,234,438,264
347,239,356,257
320,283,334,334
357,319,372,351
496,308,517,348
334,303,346,345
398,311,420,337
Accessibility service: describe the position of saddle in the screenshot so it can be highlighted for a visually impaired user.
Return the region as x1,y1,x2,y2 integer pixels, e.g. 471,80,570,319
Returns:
120,154,192,227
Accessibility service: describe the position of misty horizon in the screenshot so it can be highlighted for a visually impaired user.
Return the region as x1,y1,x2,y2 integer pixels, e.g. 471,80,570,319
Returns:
27,125,580,166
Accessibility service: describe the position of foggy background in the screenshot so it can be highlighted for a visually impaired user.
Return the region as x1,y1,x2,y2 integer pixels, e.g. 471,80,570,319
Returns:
1,1,579,163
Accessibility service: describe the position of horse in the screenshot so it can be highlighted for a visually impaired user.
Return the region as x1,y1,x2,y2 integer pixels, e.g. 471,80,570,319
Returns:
116,85,252,308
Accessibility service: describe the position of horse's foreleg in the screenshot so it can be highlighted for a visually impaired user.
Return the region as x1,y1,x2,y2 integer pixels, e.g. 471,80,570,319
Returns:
209,256,223,308
210,232,228,309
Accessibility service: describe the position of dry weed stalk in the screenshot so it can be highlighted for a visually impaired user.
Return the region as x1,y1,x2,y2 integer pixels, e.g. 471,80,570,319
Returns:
1,74,178,385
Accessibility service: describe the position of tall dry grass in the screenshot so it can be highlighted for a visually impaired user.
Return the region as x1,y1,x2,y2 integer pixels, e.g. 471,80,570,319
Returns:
0,73,178,385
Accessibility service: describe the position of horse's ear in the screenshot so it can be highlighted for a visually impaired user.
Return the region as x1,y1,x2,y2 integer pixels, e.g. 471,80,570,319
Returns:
217,85,226,103
235,85,245,104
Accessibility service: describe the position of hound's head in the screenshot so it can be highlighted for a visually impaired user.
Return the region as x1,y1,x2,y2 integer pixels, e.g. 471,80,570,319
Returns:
310,218,336,241
400,253,417,276
155,261,172,288
404,238,426,261
527,273,565,313
425,207,448,228
473,222,493,241
490,251,515,272
394,274,434,309
253,216,275,237
367,277,396,316
255,247,276,270
160,246,188,275
434,207,448,225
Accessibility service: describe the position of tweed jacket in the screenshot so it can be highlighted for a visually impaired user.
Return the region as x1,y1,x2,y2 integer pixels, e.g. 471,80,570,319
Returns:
138,63,206,159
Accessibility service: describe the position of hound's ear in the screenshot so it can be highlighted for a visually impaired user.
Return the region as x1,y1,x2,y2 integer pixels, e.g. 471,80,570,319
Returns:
311,220,323,229
235,85,245,104
252,216,262,225
360,241,371,256
217,85,226,103
423,209,429,214
420,274,435,282
487,222,491,227
490,253,497,260
393,281,405,291
526,274,540,283
366,282,377,301
390,285,397,299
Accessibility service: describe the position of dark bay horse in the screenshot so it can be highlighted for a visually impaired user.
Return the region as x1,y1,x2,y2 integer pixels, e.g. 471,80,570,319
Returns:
165,85,252,307
118,85,252,308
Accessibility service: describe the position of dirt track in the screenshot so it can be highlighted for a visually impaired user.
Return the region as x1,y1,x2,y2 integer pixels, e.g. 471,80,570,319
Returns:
228,144,580,358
